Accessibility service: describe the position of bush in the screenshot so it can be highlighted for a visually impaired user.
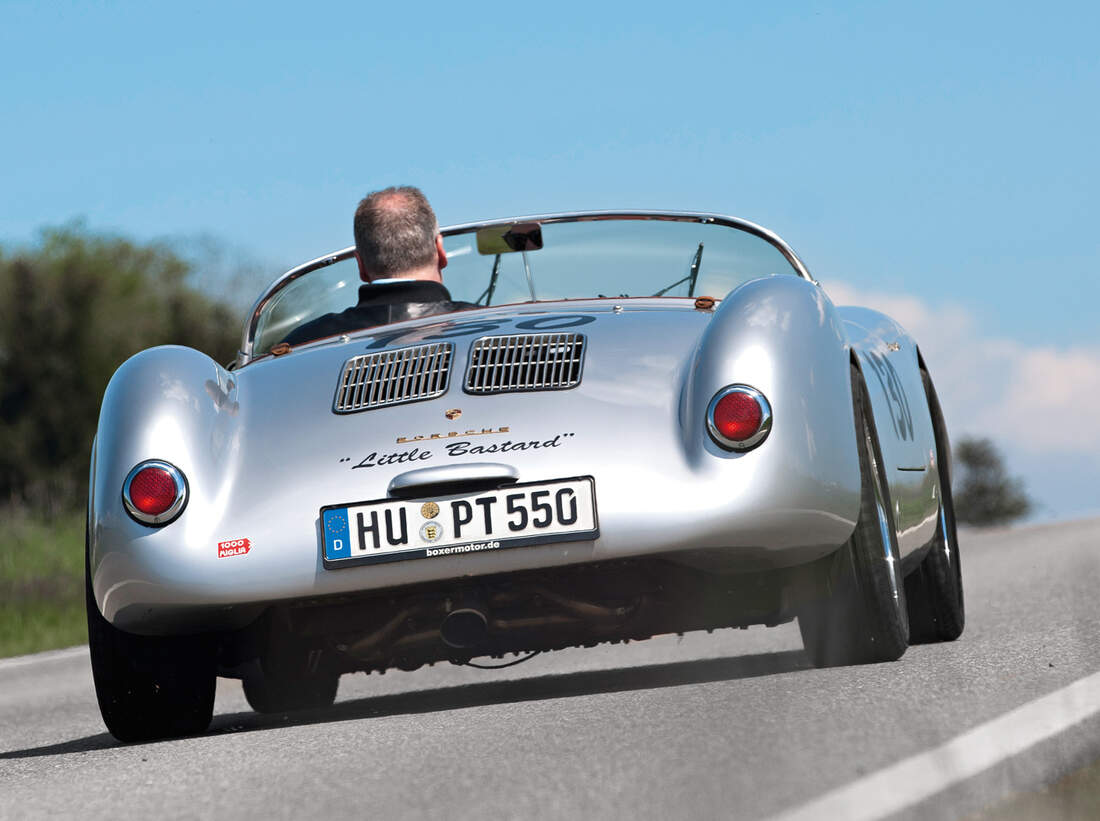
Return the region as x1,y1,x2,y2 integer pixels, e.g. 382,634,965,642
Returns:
952,437,1032,526
0,225,241,513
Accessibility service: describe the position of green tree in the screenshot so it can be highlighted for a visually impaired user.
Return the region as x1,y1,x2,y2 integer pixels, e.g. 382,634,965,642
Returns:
952,437,1032,526
0,225,241,512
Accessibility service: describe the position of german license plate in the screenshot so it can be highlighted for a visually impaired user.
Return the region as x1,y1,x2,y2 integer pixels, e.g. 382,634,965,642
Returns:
320,477,598,568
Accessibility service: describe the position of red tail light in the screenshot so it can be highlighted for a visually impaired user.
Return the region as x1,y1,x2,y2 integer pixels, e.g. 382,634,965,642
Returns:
122,460,188,525
706,385,772,451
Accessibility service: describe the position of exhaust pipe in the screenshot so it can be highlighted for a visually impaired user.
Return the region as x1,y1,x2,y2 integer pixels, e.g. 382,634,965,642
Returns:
440,607,489,649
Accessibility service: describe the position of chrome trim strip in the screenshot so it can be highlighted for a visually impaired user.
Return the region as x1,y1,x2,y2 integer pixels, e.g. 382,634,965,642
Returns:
706,385,774,452
387,462,521,497
121,460,189,527
239,211,816,365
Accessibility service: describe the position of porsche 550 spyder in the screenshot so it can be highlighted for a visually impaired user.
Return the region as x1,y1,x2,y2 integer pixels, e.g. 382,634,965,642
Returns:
87,211,964,741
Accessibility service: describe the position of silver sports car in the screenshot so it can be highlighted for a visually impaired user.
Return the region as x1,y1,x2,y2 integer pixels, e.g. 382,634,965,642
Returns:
87,211,964,741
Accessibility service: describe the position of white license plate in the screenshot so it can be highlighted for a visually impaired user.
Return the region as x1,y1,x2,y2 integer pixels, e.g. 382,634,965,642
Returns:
321,477,598,568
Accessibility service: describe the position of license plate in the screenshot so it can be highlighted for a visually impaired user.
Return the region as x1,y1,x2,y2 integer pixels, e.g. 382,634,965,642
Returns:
320,476,598,568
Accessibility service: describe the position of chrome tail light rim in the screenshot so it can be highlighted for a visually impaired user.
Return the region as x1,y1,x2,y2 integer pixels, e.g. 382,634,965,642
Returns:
706,385,773,451
121,460,189,526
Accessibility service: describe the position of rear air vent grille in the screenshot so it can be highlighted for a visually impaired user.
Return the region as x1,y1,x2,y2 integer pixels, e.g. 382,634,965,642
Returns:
465,333,586,394
334,343,453,413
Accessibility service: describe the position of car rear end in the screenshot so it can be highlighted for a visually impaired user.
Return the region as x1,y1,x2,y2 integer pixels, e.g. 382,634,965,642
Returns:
92,279,862,673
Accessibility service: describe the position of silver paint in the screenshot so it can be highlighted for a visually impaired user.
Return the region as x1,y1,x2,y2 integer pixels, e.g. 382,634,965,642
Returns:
90,214,943,635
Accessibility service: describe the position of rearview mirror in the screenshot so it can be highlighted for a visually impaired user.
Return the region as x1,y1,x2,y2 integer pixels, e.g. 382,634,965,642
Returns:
476,222,544,255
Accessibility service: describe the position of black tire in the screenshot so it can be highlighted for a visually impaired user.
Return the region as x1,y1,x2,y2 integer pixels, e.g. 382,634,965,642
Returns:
905,368,965,643
799,365,910,667
86,528,216,742
242,656,339,714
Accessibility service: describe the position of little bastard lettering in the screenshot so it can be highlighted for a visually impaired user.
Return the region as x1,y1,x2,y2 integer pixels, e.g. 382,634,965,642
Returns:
444,433,573,457
348,448,432,469
343,433,575,469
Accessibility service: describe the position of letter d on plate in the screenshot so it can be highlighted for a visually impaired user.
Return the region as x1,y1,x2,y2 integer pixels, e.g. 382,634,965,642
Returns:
323,509,351,560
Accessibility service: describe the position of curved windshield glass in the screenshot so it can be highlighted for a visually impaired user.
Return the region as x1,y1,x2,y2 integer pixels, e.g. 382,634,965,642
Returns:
251,216,801,355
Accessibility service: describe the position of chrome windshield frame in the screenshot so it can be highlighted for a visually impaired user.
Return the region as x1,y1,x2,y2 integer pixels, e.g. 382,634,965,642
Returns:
237,210,815,365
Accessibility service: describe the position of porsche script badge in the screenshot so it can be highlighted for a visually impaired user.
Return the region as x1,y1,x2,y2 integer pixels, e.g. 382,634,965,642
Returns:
396,426,509,444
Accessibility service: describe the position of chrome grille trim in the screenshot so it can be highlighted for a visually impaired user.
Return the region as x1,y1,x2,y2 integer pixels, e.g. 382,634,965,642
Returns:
334,343,453,413
465,333,586,394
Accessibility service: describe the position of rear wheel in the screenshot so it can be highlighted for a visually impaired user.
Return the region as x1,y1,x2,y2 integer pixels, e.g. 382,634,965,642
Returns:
905,368,965,643
86,531,216,742
243,651,339,714
799,365,909,667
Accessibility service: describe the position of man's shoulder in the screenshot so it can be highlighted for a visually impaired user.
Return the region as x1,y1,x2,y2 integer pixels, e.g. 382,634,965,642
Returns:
279,308,361,347
277,284,477,348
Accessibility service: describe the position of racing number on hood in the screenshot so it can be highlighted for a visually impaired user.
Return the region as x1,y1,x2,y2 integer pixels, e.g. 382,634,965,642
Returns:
864,351,914,441
363,315,596,350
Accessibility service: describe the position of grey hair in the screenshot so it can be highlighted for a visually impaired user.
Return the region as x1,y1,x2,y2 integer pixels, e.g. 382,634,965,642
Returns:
353,186,439,278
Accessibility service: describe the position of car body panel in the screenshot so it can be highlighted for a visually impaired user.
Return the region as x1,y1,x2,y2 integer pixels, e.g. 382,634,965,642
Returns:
89,213,944,639
840,306,940,561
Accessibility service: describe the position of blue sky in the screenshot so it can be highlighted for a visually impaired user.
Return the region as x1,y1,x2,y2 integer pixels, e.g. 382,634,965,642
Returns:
3,0,1098,517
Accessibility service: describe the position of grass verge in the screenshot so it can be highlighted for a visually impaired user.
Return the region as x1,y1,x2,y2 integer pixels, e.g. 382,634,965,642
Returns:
0,509,86,658
969,756,1100,820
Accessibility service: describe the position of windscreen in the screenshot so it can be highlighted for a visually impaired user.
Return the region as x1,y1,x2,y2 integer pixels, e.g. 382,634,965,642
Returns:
252,217,800,354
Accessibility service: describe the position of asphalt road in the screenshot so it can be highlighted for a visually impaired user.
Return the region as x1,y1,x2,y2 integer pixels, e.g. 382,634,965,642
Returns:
2,518,1098,820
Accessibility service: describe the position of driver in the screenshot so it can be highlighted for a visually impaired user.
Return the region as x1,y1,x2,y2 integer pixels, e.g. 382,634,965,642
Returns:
280,186,475,346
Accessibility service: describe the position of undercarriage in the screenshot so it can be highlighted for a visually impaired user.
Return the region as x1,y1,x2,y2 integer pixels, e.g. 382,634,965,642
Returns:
217,552,827,677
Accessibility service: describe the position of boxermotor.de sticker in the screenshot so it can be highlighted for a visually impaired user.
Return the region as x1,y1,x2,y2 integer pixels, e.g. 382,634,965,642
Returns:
218,538,251,558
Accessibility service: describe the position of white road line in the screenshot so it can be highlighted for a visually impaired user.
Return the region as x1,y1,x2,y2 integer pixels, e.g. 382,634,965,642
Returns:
0,644,87,672
767,669,1100,821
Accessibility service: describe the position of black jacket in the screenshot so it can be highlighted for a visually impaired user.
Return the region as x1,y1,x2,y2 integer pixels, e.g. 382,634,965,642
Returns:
280,280,476,346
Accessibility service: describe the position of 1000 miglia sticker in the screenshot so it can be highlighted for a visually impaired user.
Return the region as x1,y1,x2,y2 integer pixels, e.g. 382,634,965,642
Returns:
217,538,251,558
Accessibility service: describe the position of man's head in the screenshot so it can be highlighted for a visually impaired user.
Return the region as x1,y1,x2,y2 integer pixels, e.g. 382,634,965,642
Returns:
353,186,447,283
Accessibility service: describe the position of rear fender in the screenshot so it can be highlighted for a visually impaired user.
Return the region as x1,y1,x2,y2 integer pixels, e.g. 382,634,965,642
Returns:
681,276,861,537
841,307,939,561
89,345,243,622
